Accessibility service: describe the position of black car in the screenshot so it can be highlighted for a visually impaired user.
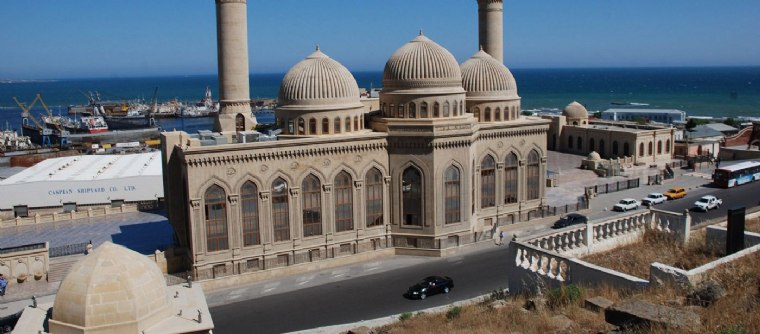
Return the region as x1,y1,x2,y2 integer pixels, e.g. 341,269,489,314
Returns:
552,213,588,229
405,276,454,300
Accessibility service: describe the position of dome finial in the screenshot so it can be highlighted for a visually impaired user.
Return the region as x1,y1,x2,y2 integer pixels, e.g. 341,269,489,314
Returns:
479,44,484,51
316,44,320,51
419,29,424,36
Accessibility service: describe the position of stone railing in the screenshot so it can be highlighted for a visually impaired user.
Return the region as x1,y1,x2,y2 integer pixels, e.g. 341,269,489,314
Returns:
0,242,49,282
0,204,139,228
512,241,570,284
650,242,760,287
650,208,691,245
528,226,587,256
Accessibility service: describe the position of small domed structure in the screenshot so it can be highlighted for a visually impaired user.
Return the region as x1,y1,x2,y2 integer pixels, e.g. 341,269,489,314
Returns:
276,47,366,136
383,33,463,90
460,49,521,122
563,101,588,119
49,242,172,333
587,151,602,161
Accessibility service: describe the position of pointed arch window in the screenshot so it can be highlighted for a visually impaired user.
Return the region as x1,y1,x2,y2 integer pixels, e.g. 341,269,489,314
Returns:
345,117,352,132
302,175,322,237
473,107,480,120
666,139,671,153
365,168,384,227
204,185,228,252
481,155,496,208
639,143,645,157
402,167,422,226
334,117,341,133
322,118,330,134
505,153,519,204
657,140,663,154
612,141,619,156
354,116,359,131
495,107,501,121
235,114,245,132
241,181,260,246
421,102,428,118
272,178,290,242
485,107,491,122
444,166,461,224
409,102,417,118
433,102,440,118
297,118,305,135
398,104,405,118
443,101,450,117
453,101,458,116
527,151,541,200
309,118,317,135
335,171,354,232
648,142,653,156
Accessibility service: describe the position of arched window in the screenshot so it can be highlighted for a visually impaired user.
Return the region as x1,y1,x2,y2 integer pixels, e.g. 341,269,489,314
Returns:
272,178,290,242
204,185,228,252
573,121,579,126
657,140,663,154
612,141,619,156
485,107,491,122
639,143,645,157
402,167,422,226
666,139,671,153
453,101,458,116
398,104,405,118
495,107,501,121
390,104,395,117
421,102,428,118
527,151,541,200
322,118,330,134
365,168,384,227
297,118,305,135
433,102,440,118
309,118,317,135
345,117,351,132
460,101,464,115
505,153,518,204
624,142,631,156
511,106,517,119
235,114,245,132
241,181,260,246
589,138,595,152
335,171,354,232
444,166,461,224
577,137,583,150
648,142,653,156
302,175,322,237
599,140,606,156
480,155,496,208
409,102,417,118
354,116,359,131
568,135,574,149
287,119,294,134
334,117,341,133
443,101,450,117
473,107,480,120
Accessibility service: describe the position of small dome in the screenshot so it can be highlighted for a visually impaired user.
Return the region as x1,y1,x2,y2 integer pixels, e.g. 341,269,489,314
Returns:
460,49,518,98
587,151,602,161
563,101,588,119
383,33,463,90
52,242,171,331
278,48,362,110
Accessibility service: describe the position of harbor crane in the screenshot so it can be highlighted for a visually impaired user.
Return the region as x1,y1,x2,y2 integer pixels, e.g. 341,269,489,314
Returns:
13,94,69,147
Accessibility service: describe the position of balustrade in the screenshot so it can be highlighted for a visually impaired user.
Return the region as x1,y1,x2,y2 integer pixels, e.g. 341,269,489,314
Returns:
514,242,568,281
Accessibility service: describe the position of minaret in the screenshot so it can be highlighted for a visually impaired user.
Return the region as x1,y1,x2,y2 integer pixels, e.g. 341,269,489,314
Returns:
214,0,256,134
477,0,504,63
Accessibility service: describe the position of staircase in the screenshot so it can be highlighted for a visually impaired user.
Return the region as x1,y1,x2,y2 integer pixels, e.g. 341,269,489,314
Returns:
47,255,84,282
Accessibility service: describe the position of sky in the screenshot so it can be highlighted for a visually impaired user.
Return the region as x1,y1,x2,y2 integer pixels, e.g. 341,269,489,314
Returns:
1,0,759,79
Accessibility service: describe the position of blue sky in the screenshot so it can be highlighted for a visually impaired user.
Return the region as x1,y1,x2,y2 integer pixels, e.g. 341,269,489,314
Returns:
2,0,759,79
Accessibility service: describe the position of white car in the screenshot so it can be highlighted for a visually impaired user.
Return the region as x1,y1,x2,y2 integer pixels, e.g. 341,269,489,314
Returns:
641,193,667,206
694,195,722,211
613,198,641,212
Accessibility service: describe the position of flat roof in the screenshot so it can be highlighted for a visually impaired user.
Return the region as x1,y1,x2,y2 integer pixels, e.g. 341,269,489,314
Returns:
0,152,162,185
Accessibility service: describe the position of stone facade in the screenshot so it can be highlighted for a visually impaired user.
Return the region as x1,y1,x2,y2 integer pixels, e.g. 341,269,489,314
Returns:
545,102,675,164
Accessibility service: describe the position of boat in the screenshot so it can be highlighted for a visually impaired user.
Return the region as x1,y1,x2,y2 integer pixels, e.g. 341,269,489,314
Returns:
176,86,218,118
41,115,109,134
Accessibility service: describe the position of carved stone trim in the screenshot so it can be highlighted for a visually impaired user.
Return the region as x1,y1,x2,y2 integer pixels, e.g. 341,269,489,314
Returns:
354,180,364,189
496,163,505,169
519,160,526,167
228,194,239,206
322,184,333,193
259,191,270,201
289,187,300,196
384,176,392,185
190,199,202,209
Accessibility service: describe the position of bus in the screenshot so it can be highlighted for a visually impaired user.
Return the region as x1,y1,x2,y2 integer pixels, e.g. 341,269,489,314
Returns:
712,161,760,188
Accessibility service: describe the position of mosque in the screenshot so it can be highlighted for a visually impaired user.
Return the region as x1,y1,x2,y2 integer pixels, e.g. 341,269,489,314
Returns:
161,0,550,281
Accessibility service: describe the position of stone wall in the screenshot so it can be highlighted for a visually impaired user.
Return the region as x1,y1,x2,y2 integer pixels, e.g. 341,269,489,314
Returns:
0,242,49,282
0,204,139,228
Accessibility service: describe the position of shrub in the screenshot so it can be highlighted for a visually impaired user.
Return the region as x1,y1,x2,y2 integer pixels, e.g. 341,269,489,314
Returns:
446,306,462,320
547,284,583,309
489,288,508,301
398,312,412,322
717,325,746,334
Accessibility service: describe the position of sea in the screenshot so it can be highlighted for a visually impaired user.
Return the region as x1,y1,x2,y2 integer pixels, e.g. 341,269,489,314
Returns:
1,67,759,133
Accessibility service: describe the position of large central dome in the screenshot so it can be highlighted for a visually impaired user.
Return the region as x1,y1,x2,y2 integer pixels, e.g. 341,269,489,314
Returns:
278,48,362,111
382,33,463,90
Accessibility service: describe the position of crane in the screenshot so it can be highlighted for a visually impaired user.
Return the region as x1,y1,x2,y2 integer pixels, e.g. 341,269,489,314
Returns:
12,94,69,147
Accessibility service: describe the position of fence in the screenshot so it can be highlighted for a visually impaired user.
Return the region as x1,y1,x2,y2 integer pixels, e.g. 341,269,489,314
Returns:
585,178,640,195
49,241,90,258
518,199,589,222
0,243,46,255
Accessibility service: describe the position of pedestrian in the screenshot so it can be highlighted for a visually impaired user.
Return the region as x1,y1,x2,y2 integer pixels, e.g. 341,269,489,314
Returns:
499,231,504,245
0,274,7,297
716,157,721,168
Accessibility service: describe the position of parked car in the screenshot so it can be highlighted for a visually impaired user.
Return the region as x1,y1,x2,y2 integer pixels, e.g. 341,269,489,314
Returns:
613,198,641,212
694,195,723,211
552,213,588,229
405,276,454,300
664,187,688,200
641,193,667,206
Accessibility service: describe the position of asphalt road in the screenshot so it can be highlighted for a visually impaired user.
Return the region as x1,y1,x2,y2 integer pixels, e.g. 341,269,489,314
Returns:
209,180,760,334
210,245,512,334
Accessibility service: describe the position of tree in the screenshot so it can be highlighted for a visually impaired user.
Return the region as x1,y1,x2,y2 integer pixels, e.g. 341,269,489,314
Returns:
723,118,738,127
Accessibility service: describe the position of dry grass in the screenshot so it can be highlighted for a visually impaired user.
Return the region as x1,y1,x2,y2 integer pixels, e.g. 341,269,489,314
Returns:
746,217,760,233
375,253,760,334
581,229,721,279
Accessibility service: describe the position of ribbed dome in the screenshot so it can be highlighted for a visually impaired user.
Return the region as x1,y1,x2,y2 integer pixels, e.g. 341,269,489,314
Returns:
461,49,518,98
52,242,171,330
278,48,362,110
563,101,588,119
383,33,463,90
